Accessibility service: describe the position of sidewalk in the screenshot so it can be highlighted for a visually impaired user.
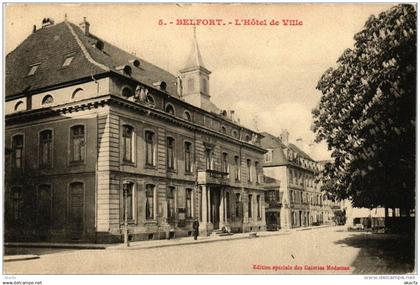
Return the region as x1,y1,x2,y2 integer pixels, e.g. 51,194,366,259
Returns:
4,224,333,252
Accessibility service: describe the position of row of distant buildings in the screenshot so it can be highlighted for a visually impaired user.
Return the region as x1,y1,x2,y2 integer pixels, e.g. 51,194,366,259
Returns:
4,17,339,243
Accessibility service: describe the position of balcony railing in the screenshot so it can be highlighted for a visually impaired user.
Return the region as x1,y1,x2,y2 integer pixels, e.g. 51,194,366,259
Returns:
197,169,229,185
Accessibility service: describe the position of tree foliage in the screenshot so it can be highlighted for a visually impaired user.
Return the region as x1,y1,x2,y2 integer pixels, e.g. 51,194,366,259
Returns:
312,4,416,209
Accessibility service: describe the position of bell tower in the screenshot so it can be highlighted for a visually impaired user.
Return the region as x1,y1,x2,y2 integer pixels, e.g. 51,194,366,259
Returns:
179,27,213,111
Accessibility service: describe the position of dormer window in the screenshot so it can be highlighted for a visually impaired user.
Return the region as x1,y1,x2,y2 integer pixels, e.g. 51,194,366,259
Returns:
42,95,54,105
165,104,175,115
183,111,192,121
122,87,133,98
62,56,74,67
27,64,40,76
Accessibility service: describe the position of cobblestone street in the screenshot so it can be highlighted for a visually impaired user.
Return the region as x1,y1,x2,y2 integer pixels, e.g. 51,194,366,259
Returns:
4,227,415,274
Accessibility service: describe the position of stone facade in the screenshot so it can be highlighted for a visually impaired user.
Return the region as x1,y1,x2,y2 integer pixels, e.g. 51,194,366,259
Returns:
4,19,266,243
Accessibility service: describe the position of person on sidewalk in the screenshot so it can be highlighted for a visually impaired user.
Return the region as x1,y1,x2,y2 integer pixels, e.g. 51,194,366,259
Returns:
192,218,199,240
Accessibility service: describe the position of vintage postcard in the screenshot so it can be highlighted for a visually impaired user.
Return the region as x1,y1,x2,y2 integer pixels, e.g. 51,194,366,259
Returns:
2,2,417,282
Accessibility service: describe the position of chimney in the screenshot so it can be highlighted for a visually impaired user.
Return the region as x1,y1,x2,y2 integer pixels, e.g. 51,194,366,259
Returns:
41,17,55,28
79,17,90,36
279,129,289,145
33,25,37,33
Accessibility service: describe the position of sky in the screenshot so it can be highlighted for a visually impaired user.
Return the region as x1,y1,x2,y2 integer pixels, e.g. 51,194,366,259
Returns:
5,3,394,160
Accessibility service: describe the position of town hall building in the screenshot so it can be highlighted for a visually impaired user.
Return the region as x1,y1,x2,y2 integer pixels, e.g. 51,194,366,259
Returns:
4,17,267,243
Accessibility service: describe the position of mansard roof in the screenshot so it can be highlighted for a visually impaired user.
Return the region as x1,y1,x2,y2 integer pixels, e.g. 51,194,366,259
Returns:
6,20,178,98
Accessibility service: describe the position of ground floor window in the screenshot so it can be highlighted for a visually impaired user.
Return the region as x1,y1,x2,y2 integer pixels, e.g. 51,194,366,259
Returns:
186,188,192,218
167,186,176,220
12,187,24,223
145,184,155,220
123,182,134,221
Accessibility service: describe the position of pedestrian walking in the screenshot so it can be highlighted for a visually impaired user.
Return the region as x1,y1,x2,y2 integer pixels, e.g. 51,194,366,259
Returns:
192,218,199,240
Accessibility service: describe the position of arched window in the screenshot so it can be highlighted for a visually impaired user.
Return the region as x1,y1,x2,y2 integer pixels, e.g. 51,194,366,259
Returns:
122,125,134,163
183,111,192,121
122,182,135,221
14,101,24,111
70,125,85,163
72,88,84,99
11,186,24,223
39,129,53,168
166,137,176,171
12,134,24,170
221,126,227,134
245,135,251,142
68,182,84,235
146,184,155,220
122,87,133,98
37,184,52,226
232,130,239,139
146,95,155,107
165,104,175,115
186,188,193,218
167,186,175,220
145,131,156,166
42,95,54,105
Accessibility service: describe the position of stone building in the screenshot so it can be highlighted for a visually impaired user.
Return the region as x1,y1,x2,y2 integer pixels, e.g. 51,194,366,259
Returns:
261,130,333,229
4,18,267,243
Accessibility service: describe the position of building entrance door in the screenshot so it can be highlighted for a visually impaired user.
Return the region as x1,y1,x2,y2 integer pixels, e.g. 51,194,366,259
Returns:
210,188,221,230
69,183,84,240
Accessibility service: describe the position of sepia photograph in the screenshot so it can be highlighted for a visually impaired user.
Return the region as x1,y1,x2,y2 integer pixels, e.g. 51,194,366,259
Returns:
2,2,417,281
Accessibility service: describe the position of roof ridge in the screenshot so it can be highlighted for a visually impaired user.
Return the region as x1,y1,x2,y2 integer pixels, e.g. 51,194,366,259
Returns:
64,21,109,72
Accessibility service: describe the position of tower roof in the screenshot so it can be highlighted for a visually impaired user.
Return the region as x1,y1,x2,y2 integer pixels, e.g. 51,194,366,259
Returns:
183,27,206,70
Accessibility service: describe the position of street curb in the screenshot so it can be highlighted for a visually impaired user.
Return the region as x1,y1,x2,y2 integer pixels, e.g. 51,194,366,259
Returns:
4,255,40,262
4,225,335,251
4,242,106,250
107,231,292,250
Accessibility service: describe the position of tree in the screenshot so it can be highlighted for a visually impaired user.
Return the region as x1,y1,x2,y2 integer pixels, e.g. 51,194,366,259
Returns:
312,4,416,211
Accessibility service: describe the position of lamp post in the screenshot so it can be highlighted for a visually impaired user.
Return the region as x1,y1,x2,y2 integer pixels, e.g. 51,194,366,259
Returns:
123,184,130,247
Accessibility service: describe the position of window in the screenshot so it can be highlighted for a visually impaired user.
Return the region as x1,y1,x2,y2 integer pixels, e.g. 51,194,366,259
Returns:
255,161,259,183
247,159,252,182
122,125,134,163
221,126,226,134
122,183,134,221
167,137,175,171
222,152,228,173
245,135,251,142
226,192,231,219
248,194,253,218
184,142,193,173
62,56,74,67
146,95,155,106
27,64,40,76
72,88,84,99
122,87,133,98
70,125,85,163
42,95,54,105
145,131,156,166
12,135,24,170
232,130,238,138
205,148,214,170
187,78,195,92
235,193,241,217
265,149,273,162
257,195,261,218
14,101,24,111
234,156,240,181
39,130,53,168
167,186,175,220
12,187,23,223
186,189,192,218
201,78,208,93
145,184,155,220
37,184,52,226
183,111,192,121
165,104,175,115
